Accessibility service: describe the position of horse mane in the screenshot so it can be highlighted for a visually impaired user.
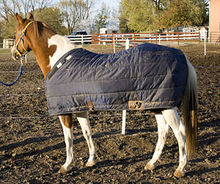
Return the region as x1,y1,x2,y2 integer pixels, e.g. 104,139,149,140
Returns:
32,20,56,38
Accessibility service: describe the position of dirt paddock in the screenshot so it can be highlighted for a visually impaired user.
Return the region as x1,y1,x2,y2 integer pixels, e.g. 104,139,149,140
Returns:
0,44,219,183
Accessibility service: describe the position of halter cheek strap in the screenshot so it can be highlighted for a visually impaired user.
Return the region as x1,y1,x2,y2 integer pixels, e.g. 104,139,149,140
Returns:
15,21,33,57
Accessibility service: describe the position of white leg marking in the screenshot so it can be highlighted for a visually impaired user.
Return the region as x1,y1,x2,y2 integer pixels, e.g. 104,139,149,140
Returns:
59,116,74,173
162,108,187,177
76,112,96,167
145,113,169,171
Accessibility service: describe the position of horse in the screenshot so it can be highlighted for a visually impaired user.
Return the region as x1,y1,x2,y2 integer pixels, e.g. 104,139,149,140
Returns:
11,13,198,178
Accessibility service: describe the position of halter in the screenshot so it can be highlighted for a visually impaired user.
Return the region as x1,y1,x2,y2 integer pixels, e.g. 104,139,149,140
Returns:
15,21,33,57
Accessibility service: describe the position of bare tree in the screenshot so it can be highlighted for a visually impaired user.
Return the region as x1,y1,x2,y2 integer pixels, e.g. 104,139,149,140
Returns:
0,0,13,22
0,0,52,21
59,0,94,34
29,0,52,12
0,0,52,38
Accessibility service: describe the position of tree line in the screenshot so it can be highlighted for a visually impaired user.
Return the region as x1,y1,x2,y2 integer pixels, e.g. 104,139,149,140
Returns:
0,0,209,39
119,0,209,33
0,0,98,38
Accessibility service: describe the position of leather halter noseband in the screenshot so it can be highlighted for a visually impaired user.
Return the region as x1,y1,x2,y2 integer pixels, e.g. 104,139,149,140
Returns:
15,21,33,57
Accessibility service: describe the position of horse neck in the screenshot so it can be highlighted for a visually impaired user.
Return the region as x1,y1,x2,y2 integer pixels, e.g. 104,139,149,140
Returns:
32,34,75,78
48,35,76,68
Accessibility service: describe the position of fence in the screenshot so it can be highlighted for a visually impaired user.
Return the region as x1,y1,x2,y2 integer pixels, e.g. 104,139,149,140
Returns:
91,32,201,46
66,35,92,45
2,32,220,48
0,39,15,48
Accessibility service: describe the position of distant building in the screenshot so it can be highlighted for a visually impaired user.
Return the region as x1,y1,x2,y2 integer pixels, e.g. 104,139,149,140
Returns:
209,0,220,42
3,39,14,48
100,28,119,34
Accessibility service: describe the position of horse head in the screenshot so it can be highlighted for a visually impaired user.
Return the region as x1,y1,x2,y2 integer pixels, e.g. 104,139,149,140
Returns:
11,13,35,60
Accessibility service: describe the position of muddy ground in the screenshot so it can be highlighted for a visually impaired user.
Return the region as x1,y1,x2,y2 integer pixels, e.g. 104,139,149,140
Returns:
0,44,219,184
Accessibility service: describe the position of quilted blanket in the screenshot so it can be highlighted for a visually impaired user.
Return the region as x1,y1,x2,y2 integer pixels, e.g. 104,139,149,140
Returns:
45,43,188,115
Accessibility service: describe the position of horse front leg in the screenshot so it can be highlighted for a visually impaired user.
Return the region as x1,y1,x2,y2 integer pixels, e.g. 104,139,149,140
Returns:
145,113,169,171
58,114,74,173
76,111,96,167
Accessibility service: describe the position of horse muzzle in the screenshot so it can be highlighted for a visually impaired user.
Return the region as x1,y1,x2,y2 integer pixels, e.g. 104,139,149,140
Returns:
11,45,22,61
11,46,18,60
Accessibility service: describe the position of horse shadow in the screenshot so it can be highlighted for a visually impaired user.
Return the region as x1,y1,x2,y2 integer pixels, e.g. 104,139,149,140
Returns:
0,135,64,162
0,126,155,162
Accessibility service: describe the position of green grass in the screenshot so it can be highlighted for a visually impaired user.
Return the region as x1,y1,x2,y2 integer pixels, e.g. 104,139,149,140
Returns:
0,48,11,54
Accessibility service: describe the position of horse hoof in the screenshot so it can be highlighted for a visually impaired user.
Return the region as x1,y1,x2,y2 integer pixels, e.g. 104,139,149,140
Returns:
86,159,96,167
144,163,155,171
58,165,73,173
174,169,185,178
58,166,67,173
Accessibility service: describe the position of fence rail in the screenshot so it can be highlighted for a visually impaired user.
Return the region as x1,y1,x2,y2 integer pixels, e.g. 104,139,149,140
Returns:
2,32,220,47
66,35,92,45
91,32,201,45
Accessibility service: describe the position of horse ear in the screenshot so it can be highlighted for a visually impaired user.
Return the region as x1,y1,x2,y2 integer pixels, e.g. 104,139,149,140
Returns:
27,12,34,20
15,13,24,25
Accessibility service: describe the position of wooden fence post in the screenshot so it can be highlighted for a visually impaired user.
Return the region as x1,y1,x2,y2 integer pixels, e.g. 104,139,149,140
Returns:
203,29,207,56
81,35,84,46
113,34,116,53
158,34,161,45
122,110,127,135
133,33,136,46
178,32,180,46
122,39,130,135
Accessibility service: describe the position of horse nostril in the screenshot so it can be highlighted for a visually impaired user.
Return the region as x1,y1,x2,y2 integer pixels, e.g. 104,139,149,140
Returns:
15,55,20,60
11,52,19,61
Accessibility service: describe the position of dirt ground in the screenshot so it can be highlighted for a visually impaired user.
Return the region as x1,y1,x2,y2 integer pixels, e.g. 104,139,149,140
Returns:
0,44,219,184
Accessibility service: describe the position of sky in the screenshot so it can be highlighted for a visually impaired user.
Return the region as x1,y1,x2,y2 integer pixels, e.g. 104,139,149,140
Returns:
91,0,121,30
93,0,121,11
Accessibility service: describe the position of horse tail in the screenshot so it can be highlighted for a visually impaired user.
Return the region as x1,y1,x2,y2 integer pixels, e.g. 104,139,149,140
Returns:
181,58,198,159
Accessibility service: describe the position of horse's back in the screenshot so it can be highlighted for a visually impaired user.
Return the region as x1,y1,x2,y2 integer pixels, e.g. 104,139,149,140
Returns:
45,43,188,115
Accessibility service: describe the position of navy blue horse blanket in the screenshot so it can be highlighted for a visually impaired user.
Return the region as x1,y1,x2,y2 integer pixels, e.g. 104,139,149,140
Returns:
45,43,188,116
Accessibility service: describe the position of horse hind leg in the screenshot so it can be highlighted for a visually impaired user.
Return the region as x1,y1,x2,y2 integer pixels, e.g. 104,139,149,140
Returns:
145,113,169,171
58,114,74,173
162,108,187,178
77,112,96,167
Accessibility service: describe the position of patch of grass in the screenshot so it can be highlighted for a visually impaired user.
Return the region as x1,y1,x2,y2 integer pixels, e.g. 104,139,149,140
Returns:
0,48,11,55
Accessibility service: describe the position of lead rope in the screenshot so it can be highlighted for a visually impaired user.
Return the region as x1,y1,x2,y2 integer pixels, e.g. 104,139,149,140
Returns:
0,22,33,87
0,59,24,87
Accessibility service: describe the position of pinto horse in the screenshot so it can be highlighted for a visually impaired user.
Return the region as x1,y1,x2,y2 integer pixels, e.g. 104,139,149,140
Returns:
11,13,198,178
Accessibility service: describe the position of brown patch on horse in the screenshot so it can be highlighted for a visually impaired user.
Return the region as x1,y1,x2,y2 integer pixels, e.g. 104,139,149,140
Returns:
48,44,57,57
60,115,73,128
